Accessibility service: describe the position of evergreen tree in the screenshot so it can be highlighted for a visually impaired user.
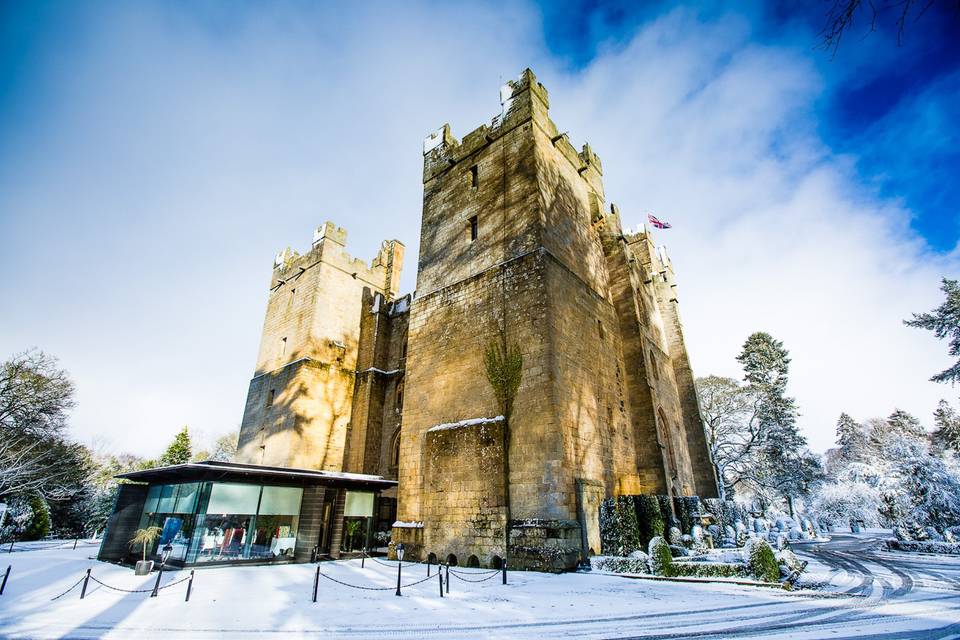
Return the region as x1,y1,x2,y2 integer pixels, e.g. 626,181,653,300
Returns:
905,278,960,384
835,413,867,461
886,409,927,440
932,400,960,454
159,426,192,466
736,332,819,499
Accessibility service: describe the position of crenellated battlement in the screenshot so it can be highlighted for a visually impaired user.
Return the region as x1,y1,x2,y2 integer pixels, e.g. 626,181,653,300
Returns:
270,220,404,299
421,68,601,196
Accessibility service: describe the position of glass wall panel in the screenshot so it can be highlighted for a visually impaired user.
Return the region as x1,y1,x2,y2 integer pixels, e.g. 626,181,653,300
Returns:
344,491,374,517
174,482,200,514
143,485,162,514
258,486,302,515
156,485,177,513
206,483,261,515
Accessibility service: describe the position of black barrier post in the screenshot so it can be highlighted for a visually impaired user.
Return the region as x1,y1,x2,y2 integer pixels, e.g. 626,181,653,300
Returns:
80,568,91,599
502,559,507,585
438,570,443,598
73,539,78,550
395,561,402,597
361,548,365,569
151,566,163,598
312,566,320,603
0,565,10,595
445,563,450,594
7,540,13,553
427,557,431,576
185,570,194,602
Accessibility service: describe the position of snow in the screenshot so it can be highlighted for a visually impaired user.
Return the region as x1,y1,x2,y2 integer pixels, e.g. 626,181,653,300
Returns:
427,415,504,433
359,367,402,376
370,294,381,314
0,537,956,639
391,297,409,314
423,128,446,154
391,520,424,529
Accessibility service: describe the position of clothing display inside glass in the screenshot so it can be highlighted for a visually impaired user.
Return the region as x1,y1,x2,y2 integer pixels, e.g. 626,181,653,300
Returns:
194,514,253,561
140,482,200,562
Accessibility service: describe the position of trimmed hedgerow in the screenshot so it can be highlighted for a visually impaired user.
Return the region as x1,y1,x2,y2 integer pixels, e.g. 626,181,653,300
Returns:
673,496,702,535
886,539,960,555
648,536,672,575
634,495,665,550
599,496,641,556
592,554,649,574
657,495,678,530
668,562,749,579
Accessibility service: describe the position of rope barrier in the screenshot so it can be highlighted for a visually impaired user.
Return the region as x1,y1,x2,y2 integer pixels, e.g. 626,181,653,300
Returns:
315,567,437,591
449,567,501,578
49,576,86,601
360,550,410,569
449,570,503,583
89,574,191,594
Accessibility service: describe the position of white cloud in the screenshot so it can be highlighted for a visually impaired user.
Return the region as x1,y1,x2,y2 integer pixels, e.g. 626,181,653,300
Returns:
0,3,954,456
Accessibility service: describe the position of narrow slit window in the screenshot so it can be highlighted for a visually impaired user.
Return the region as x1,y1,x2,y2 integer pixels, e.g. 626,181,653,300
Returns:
266,389,275,408
470,165,479,188
468,215,479,242
396,380,404,412
597,320,605,340
280,337,287,357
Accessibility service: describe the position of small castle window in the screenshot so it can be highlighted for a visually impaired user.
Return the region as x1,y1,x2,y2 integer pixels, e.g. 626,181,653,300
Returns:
391,429,401,469
396,380,404,412
597,320,605,340
266,389,275,408
470,164,479,189
649,349,658,381
280,337,287,357
401,339,408,359
468,215,479,242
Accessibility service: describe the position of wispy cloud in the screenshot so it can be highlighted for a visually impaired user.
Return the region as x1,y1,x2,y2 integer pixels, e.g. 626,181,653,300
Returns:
0,2,954,455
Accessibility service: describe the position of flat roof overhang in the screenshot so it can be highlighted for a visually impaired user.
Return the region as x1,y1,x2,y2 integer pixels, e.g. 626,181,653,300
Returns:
116,460,397,491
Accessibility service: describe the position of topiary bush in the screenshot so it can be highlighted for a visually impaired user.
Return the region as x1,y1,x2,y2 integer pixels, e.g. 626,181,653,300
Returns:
674,496,701,535
634,495,665,550
657,495,678,530
599,496,641,556
744,537,780,582
648,536,672,576
21,493,51,541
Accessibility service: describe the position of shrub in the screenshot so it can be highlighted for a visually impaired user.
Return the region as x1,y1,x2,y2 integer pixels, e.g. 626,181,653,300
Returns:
668,562,748,579
648,536,672,576
885,539,960,555
21,494,51,541
592,554,649,574
744,537,780,582
668,526,683,546
634,495,664,550
657,495,678,529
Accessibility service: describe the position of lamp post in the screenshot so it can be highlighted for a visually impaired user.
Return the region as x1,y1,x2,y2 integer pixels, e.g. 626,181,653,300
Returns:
395,543,405,597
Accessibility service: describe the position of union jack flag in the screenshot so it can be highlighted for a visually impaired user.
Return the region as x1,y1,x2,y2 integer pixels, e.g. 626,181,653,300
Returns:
648,213,672,229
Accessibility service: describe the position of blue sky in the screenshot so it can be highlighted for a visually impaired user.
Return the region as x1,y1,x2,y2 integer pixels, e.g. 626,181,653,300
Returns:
0,0,957,456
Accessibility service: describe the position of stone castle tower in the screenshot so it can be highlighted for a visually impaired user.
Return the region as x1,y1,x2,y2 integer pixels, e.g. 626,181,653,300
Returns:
391,69,718,569
234,69,718,570
235,222,404,474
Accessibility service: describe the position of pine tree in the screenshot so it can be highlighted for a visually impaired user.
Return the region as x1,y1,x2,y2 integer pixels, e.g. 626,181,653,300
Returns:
886,409,927,441
736,332,819,499
159,426,192,466
835,413,867,461
905,278,960,385
932,400,960,454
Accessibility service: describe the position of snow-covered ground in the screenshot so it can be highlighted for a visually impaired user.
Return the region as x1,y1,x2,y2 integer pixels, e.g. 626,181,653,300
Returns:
0,532,958,639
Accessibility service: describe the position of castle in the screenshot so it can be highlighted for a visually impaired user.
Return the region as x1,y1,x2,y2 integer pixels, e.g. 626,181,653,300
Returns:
235,69,719,570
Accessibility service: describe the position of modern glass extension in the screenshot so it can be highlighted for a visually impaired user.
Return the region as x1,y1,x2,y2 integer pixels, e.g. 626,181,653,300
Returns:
139,481,304,564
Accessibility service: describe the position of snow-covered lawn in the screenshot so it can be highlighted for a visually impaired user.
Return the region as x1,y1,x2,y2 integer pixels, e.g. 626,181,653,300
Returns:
0,546,824,639
1,533,956,639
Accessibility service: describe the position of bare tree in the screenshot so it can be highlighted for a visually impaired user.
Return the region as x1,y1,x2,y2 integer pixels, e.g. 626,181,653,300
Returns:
0,350,86,498
821,0,960,54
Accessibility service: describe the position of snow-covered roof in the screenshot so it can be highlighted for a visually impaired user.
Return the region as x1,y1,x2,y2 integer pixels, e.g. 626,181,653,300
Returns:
116,460,397,488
